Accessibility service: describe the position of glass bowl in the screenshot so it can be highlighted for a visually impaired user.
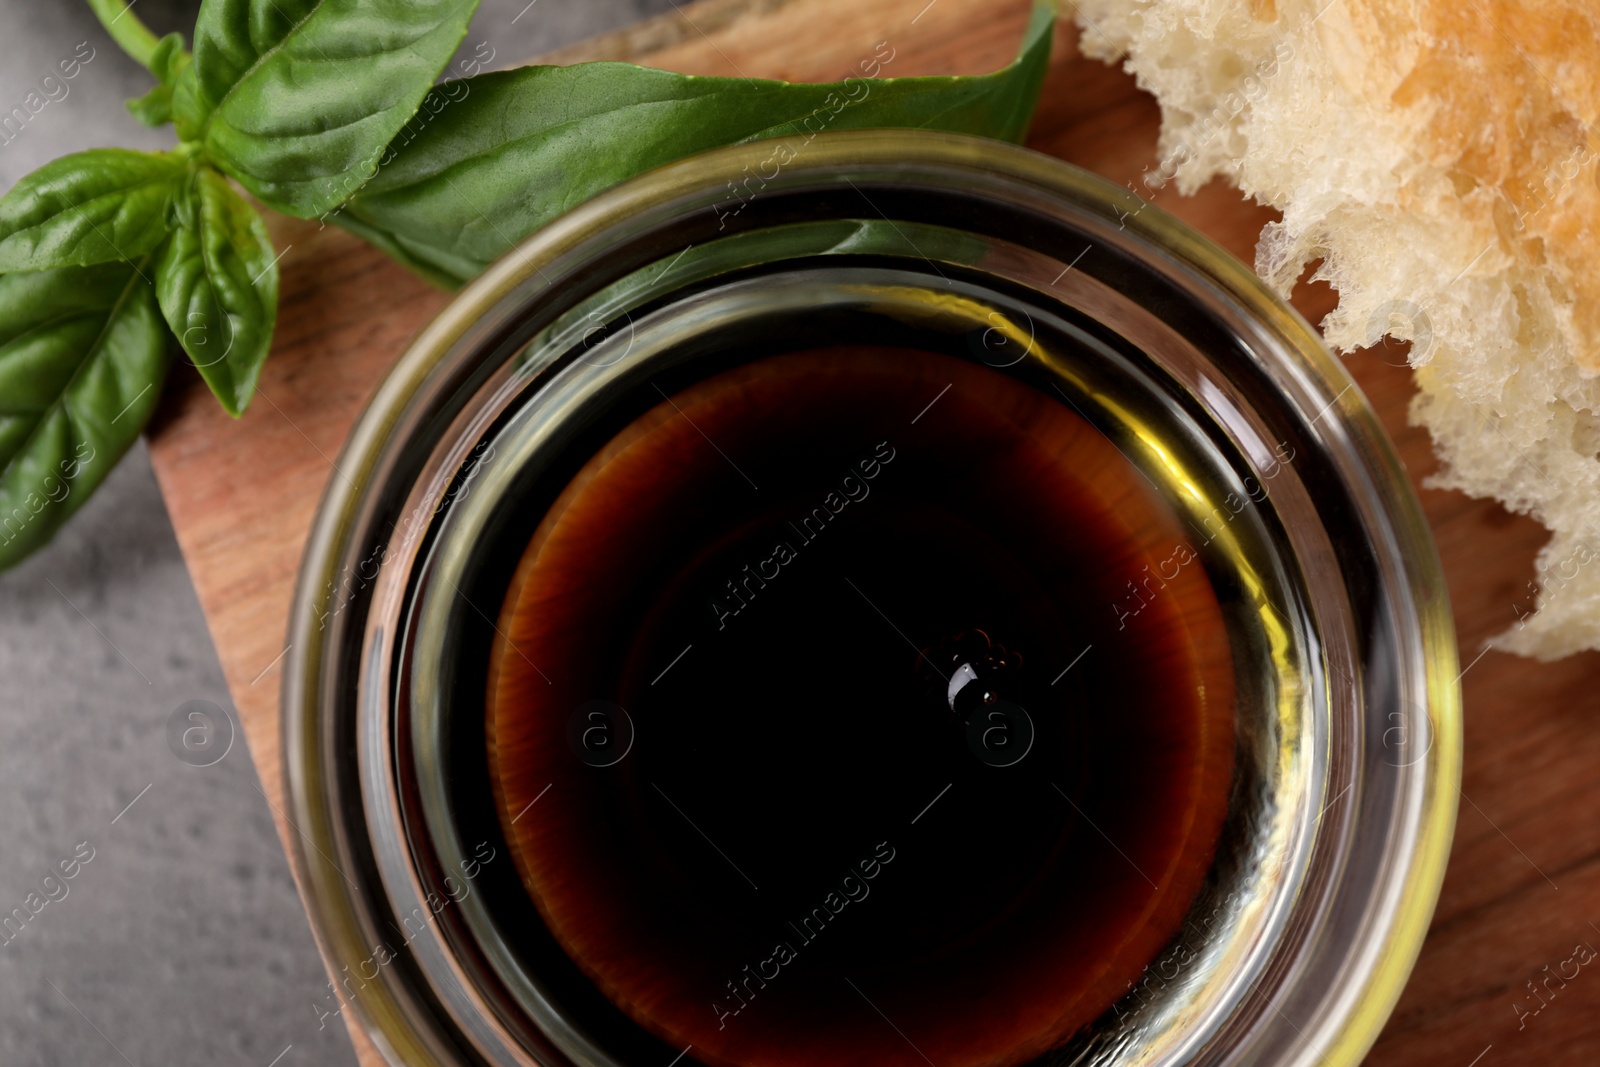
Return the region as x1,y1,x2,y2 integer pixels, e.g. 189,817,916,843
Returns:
280,129,1460,1067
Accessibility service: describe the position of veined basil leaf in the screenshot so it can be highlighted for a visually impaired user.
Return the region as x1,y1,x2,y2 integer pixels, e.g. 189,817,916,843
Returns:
181,0,482,218
0,260,170,569
154,169,277,416
337,2,1054,288
127,32,193,127
0,150,184,272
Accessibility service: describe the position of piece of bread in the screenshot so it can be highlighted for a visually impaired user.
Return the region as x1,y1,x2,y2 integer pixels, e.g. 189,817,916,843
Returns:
1072,0,1600,659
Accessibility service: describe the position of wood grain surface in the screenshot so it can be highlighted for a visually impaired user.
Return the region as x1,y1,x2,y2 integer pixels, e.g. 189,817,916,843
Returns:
143,0,1600,1063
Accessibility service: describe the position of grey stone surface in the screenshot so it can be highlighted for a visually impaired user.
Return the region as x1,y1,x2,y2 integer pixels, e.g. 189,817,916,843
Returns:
0,1,674,1062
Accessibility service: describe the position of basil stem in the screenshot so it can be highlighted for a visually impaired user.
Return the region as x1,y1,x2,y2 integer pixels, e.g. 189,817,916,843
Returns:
84,0,163,72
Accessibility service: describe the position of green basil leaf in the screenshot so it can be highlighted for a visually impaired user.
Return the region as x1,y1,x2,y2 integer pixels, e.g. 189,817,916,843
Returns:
154,169,277,416
329,210,475,290
0,260,170,570
0,150,184,272
183,0,482,218
127,85,175,128
339,3,1053,287
171,62,205,142
126,32,193,127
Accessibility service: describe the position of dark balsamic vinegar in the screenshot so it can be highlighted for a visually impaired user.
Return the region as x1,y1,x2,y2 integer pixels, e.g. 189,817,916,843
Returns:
487,347,1236,1067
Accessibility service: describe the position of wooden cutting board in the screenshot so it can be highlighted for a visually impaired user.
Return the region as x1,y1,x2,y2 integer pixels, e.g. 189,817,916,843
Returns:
143,0,1600,1063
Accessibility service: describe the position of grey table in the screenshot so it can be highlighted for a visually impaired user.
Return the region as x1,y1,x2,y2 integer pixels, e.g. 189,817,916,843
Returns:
0,2,671,1062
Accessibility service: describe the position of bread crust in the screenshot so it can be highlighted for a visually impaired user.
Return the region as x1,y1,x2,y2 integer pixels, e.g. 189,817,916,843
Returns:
1076,0,1600,658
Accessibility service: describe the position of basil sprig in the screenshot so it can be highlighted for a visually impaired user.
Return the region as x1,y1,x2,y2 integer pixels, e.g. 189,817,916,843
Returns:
0,0,1054,569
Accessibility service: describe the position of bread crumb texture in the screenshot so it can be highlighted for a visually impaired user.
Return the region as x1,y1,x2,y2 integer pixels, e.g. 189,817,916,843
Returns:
1074,0,1600,658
